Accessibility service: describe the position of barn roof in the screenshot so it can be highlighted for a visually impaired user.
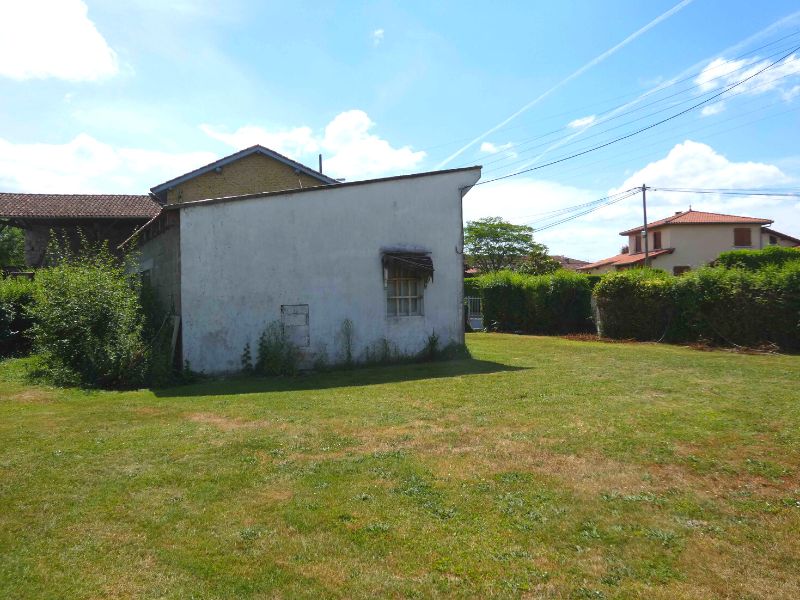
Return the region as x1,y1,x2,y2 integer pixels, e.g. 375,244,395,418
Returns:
0,193,161,220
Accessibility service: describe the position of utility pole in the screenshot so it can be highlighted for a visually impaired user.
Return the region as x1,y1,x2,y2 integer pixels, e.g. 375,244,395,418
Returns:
641,184,650,267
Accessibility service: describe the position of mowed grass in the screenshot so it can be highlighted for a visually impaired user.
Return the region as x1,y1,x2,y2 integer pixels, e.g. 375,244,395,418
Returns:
1,334,799,599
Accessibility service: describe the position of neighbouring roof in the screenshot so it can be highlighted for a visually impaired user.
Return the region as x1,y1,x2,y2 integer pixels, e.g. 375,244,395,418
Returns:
0,193,161,220
551,255,590,270
577,248,675,271
149,145,339,195
160,166,482,212
762,227,800,246
619,209,772,236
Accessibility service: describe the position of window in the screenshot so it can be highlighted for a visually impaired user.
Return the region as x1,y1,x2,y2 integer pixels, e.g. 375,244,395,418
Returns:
386,264,424,316
281,304,310,347
634,235,642,253
769,235,778,245
733,228,752,247
673,266,691,276
653,231,662,250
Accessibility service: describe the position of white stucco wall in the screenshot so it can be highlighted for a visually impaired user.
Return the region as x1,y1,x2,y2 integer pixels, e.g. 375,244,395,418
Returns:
178,168,481,373
649,223,762,273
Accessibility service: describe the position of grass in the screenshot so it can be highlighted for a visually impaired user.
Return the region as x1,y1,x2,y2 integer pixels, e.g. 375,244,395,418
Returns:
1,333,799,599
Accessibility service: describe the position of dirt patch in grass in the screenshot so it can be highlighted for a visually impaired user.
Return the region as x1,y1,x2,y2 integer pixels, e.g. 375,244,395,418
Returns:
186,412,272,431
7,389,58,403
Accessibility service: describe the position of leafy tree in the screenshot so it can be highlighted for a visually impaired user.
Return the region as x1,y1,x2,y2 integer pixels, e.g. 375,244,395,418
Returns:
464,216,559,274
0,225,24,266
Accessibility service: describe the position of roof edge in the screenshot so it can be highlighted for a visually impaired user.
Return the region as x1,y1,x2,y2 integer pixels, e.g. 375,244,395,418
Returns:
150,145,338,194
162,166,482,211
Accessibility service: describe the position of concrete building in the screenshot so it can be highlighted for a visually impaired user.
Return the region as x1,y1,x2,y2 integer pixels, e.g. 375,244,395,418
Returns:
136,166,481,373
579,209,800,275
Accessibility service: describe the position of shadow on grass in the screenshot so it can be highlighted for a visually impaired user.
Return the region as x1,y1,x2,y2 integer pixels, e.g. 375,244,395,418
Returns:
153,358,524,398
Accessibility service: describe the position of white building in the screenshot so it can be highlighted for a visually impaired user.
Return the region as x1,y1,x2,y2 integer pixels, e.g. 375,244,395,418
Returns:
579,209,800,275
136,166,481,373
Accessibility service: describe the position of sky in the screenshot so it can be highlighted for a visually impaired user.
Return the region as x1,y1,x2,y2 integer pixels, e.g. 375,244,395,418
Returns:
1,0,799,260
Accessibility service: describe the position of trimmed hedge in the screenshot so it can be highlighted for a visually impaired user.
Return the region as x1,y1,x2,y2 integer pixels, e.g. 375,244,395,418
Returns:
594,263,800,350
464,277,482,298
476,270,594,334
0,277,36,357
717,245,800,270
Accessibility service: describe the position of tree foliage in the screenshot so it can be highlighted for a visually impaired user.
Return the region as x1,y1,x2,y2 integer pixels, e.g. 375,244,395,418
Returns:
464,216,558,274
0,226,25,267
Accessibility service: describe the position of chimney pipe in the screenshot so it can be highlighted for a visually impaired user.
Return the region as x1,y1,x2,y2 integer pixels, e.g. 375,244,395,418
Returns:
318,154,322,174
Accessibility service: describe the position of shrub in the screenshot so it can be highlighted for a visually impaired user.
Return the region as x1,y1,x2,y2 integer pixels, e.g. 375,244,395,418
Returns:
254,321,299,376
477,270,593,334
0,277,36,357
464,277,482,298
716,245,800,271
28,245,150,387
594,269,679,341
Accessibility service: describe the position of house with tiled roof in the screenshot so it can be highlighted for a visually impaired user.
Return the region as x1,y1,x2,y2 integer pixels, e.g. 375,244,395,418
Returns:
578,209,800,275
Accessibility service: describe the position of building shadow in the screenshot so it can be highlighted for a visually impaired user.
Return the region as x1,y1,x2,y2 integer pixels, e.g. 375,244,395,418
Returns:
153,358,524,398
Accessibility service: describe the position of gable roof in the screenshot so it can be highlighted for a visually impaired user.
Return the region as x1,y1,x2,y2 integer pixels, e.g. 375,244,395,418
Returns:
577,248,675,271
0,193,161,220
619,209,772,236
149,145,339,195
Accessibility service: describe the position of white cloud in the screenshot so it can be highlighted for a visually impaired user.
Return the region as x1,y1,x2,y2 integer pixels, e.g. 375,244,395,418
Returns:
700,102,725,117
480,142,514,154
203,110,426,180
693,53,800,113
371,28,385,46
0,134,216,193
567,115,596,129
0,0,118,81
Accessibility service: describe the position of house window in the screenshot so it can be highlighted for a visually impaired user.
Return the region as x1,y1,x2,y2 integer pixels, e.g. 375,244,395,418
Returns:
653,231,662,250
673,266,691,276
769,235,778,245
386,264,424,316
733,228,752,247
634,235,642,253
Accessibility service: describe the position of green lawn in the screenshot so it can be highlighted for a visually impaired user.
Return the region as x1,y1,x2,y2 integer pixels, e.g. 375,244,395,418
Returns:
1,334,799,599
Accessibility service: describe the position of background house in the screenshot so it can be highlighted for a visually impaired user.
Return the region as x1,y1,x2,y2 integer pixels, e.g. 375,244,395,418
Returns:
137,166,481,373
579,209,800,275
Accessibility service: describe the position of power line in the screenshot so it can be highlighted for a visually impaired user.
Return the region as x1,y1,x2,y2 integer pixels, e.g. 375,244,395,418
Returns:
469,43,800,187
650,188,800,197
460,38,800,171
529,190,641,232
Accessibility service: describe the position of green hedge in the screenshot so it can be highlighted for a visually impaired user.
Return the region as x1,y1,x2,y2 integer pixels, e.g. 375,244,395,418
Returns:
717,245,800,270
594,263,800,350
464,277,482,298
0,277,36,357
476,270,594,334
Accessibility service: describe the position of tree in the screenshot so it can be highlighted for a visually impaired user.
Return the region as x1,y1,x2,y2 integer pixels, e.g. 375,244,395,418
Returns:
0,225,24,267
464,216,560,274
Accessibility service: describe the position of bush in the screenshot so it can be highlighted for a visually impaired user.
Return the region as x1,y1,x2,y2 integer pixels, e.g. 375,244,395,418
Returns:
594,263,800,350
477,270,593,334
593,269,678,341
464,277,482,298
28,245,150,388
0,277,36,357
716,245,800,270
254,321,300,376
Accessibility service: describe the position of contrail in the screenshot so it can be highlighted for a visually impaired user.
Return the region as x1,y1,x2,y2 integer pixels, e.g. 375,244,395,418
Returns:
435,0,695,169
509,9,800,173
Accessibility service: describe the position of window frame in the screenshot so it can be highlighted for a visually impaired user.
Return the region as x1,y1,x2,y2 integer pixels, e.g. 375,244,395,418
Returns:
385,264,424,317
634,235,642,253
653,231,662,250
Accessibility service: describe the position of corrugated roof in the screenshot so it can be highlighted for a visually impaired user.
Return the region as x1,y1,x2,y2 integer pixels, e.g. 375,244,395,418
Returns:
577,248,674,271
0,193,161,219
620,209,772,236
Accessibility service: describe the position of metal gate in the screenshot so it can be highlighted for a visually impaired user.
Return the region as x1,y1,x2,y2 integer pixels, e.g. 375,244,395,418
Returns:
464,296,483,330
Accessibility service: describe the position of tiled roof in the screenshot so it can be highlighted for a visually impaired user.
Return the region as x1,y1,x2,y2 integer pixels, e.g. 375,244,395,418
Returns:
620,209,772,235
577,248,674,271
0,193,161,219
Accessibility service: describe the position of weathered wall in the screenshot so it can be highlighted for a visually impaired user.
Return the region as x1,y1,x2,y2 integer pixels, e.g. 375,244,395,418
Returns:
23,219,145,267
166,153,326,204
138,213,181,315
178,169,480,373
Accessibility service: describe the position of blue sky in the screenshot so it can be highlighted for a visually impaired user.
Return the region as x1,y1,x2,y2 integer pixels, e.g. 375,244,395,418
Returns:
1,0,799,260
